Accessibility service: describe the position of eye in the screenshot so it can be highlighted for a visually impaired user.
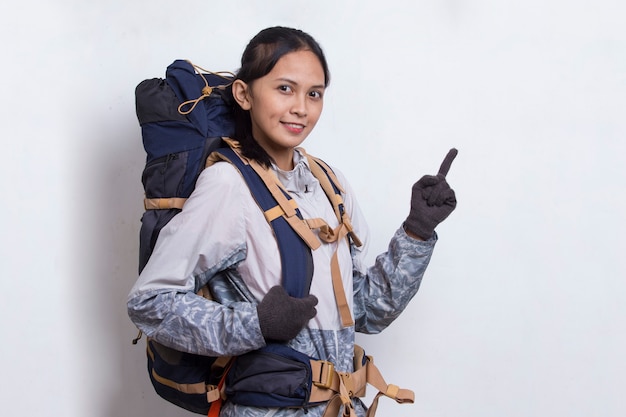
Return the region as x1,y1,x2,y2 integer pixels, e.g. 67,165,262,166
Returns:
309,90,324,100
278,85,293,93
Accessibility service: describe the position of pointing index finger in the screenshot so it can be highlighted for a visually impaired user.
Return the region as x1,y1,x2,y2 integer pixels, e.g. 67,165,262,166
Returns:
438,148,458,177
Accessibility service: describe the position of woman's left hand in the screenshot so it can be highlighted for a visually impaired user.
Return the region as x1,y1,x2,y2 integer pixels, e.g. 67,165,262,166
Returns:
403,149,458,240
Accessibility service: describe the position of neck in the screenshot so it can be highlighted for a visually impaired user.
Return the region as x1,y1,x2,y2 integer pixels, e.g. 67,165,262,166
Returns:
263,146,295,171
273,153,295,171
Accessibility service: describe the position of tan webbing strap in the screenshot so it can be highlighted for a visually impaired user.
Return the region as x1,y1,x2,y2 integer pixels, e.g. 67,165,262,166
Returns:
208,140,322,250
302,148,361,327
149,367,209,395
364,358,414,403
339,211,363,247
330,249,354,327
310,348,414,417
363,358,415,417
217,138,297,217
263,199,298,222
144,197,187,210
196,285,213,301
306,154,346,194
304,153,344,221
319,378,356,417
303,152,363,248
244,157,322,250
248,158,297,217
304,217,354,327
146,342,210,395
304,161,362,324
147,338,233,404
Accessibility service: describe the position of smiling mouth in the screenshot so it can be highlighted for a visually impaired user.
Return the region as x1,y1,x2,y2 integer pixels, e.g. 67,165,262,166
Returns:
282,122,305,132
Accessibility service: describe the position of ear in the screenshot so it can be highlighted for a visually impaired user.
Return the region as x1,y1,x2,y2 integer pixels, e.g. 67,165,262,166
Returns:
232,79,252,110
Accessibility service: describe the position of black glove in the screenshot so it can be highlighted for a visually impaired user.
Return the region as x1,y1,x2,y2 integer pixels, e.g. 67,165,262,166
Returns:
257,286,318,342
404,149,458,240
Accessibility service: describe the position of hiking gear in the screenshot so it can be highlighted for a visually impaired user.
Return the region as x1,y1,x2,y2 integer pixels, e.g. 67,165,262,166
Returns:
146,338,233,415
224,343,415,415
438,148,458,177
257,285,318,342
136,59,236,274
404,148,458,240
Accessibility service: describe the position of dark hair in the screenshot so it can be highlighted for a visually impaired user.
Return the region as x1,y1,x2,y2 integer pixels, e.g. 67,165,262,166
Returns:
233,26,330,167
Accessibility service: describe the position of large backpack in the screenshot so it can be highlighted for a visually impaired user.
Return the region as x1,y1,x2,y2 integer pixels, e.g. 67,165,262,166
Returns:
136,60,237,274
133,60,413,417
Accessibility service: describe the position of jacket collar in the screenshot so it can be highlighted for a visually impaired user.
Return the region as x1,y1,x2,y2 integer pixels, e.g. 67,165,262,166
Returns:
272,149,317,194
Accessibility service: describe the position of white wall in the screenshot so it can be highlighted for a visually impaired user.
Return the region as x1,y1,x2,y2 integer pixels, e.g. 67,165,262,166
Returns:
2,1,625,416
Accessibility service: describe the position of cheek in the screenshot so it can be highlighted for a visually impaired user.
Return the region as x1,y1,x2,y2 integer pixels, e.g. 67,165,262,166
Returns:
310,103,324,123
257,97,283,121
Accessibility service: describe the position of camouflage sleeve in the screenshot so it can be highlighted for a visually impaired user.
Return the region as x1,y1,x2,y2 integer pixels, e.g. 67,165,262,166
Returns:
127,164,267,357
127,253,267,357
352,227,437,334
128,290,265,357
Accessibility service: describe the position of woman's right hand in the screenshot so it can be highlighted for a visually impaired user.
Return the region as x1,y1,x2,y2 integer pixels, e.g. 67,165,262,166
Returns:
257,286,318,342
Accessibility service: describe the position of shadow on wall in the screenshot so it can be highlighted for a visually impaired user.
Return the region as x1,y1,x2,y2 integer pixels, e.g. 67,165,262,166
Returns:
73,99,193,417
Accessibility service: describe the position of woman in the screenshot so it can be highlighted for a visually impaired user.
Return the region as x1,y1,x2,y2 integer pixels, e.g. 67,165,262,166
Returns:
128,26,457,417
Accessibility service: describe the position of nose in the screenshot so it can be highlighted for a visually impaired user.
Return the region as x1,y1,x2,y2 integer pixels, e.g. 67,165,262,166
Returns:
290,94,307,117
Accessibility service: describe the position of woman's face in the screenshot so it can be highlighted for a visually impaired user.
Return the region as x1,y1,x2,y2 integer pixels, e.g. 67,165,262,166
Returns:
237,49,325,169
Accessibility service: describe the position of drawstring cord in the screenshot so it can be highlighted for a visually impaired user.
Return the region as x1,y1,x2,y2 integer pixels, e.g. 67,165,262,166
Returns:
132,330,143,345
177,61,235,115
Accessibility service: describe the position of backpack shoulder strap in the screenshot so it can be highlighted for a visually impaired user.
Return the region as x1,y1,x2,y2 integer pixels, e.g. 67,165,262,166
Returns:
207,139,358,327
298,149,363,328
206,139,316,298
299,149,363,248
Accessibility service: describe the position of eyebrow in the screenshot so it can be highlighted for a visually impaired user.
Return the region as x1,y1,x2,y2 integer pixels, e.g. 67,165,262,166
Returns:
274,77,325,89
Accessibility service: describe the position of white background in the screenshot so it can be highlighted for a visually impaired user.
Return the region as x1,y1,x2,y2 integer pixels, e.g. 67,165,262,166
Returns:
1,1,625,416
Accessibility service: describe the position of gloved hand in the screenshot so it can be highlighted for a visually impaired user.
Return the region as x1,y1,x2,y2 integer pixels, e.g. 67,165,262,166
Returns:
256,286,318,342
404,149,458,240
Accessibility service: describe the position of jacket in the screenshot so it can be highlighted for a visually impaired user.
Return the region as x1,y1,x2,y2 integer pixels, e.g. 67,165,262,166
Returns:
127,149,436,416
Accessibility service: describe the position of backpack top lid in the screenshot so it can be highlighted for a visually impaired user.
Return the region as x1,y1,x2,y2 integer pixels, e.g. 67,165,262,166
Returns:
135,60,236,163
165,60,236,139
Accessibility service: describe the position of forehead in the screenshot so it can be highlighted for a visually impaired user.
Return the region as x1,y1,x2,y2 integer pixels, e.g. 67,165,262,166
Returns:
265,50,325,86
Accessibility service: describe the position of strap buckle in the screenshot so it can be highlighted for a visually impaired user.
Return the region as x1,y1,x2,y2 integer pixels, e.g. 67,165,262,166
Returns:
313,360,335,389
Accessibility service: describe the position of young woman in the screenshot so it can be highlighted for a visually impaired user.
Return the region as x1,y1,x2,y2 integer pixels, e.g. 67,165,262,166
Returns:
128,26,457,417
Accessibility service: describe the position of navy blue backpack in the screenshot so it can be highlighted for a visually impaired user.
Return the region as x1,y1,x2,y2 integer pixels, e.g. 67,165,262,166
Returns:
136,60,237,274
